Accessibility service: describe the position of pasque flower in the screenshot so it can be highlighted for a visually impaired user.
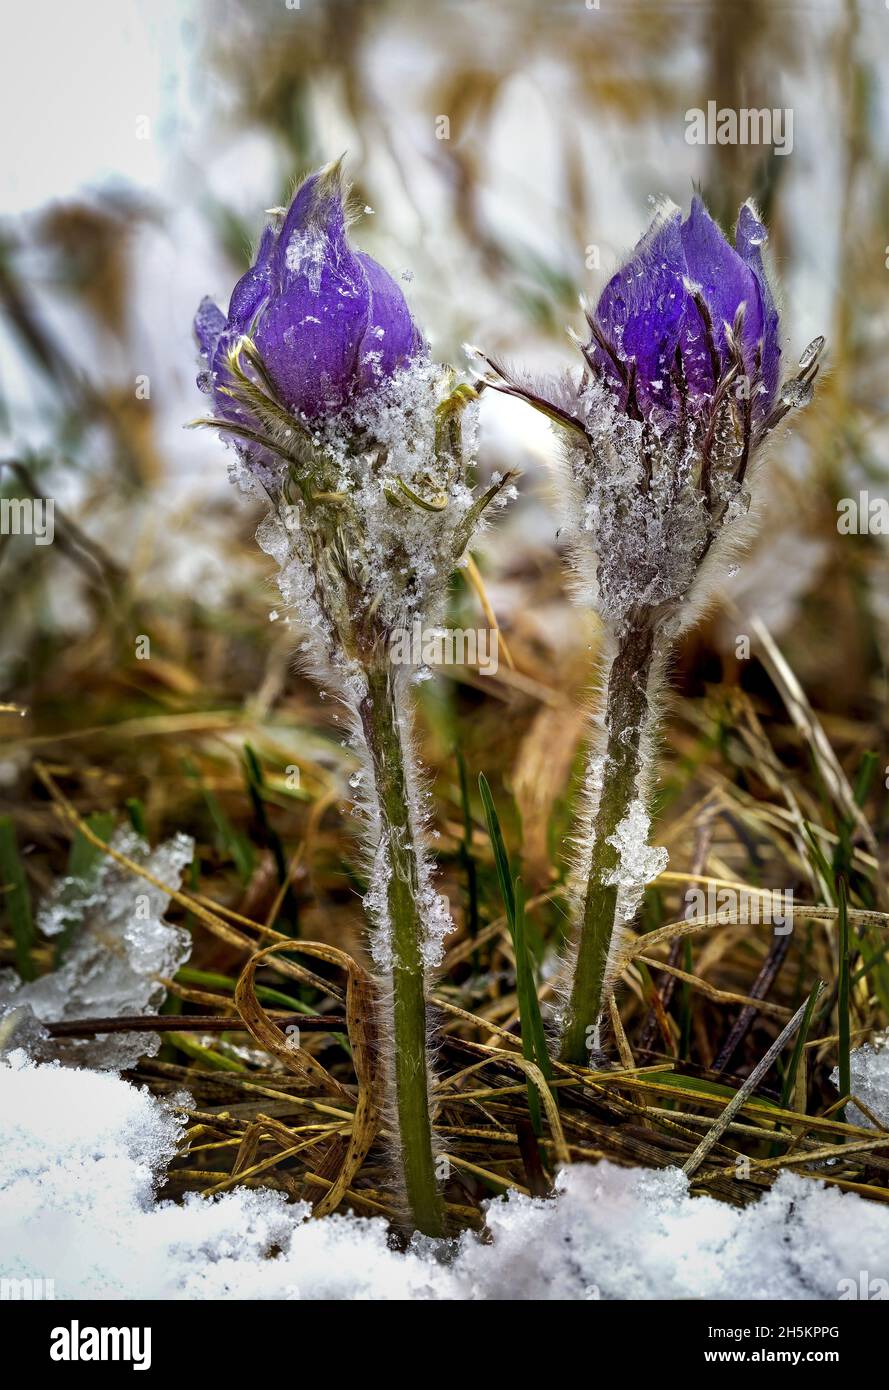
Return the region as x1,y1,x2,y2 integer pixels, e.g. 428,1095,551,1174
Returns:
474,196,822,1066
195,160,423,429
193,162,511,1236
589,196,781,421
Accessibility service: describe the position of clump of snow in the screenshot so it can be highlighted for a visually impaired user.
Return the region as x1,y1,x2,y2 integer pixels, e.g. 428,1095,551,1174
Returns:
3,1053,888,1301
284,227,328,292
457,1163,889,1301
0,830,193,1070
831,1032,889,1128
322,358,481,634
0,1052,456,1300
605,799,669,922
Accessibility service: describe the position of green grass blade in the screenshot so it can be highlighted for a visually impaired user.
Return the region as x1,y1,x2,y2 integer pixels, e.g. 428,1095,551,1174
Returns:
166,1032,246,1071
779,977,822,1111
125,797,147,838
513,878,542,1133
478,772,515,923
243,744,288,884
853,750,879,808
837,877,851,1119
0,816,36,981
478,775,552,1134
455,749,479,943
175,966,312,1013
184,758,254,885
515,877,551,1084
802,821,835,903
67,811,114,880
643,1070,781,1109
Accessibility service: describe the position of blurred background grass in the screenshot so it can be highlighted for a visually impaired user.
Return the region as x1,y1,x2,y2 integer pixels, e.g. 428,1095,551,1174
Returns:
1,0,888,1211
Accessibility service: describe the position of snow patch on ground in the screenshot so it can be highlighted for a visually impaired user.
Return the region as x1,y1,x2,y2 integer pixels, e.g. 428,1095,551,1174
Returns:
3,1052,888,1301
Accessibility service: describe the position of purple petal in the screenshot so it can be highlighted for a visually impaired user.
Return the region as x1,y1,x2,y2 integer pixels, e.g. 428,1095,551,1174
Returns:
356,252,424,387
194,296,227,361
251,170,373,416
228,225,276,333
680,196,763,395
270,169,349,294
253,251,371,419
735,199,781,410
195,162,424,428
592,205,687,414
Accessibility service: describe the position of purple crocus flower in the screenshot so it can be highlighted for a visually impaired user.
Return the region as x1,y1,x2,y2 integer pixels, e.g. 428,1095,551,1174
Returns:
471,198,821,1072
474,195,821,622
194,161,424,427
589,196,781,422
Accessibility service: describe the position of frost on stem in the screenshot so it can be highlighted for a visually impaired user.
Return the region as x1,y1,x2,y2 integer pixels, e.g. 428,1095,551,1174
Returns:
606,801,669,921
197,339,508,1232
192,164,515,1231
230,356,501,974
473,196,822,1061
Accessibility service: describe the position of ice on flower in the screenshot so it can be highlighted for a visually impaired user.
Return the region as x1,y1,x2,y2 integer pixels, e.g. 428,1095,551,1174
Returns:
476,196,820,630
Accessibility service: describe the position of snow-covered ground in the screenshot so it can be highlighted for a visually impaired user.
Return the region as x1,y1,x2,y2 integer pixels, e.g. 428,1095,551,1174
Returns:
2,1050,888,1301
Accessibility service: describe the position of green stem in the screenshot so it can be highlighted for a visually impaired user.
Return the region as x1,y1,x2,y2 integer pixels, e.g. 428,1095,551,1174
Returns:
560,617,657,1065
359,659,443,1236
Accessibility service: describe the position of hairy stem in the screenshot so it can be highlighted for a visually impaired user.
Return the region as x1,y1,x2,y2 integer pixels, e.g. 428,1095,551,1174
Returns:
359,659,443,1236
560,616,657,1065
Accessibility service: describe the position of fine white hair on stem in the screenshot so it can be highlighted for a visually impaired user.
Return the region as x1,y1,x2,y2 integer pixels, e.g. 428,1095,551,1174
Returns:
475,286,823,1066
214,353,513,1231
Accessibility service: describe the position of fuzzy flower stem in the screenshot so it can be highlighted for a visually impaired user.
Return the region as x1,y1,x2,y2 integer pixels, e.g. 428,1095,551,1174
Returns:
477,197,820,1068
359,658,443,1237
560,615,657,1064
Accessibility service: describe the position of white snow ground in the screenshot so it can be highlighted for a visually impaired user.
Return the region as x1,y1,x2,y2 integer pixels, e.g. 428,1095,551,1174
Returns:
2,1050,888,1301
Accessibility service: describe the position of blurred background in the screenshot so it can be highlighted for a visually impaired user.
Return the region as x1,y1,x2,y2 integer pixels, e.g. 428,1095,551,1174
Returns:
1,0,887,1060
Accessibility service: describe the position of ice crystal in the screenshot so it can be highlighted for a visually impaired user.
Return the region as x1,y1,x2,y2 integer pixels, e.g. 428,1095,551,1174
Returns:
831,1032,889,1128
475,197,821,635
0,829,193,1070
780,377,814,410
605,800,669,921
798,335,825,371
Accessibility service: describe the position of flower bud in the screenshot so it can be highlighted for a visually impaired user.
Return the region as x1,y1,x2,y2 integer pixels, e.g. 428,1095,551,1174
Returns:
589,195,781,422
194,161,424,425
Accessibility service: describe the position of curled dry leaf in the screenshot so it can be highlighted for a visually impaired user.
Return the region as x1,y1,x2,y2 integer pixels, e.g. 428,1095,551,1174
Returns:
235,939,384,1217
